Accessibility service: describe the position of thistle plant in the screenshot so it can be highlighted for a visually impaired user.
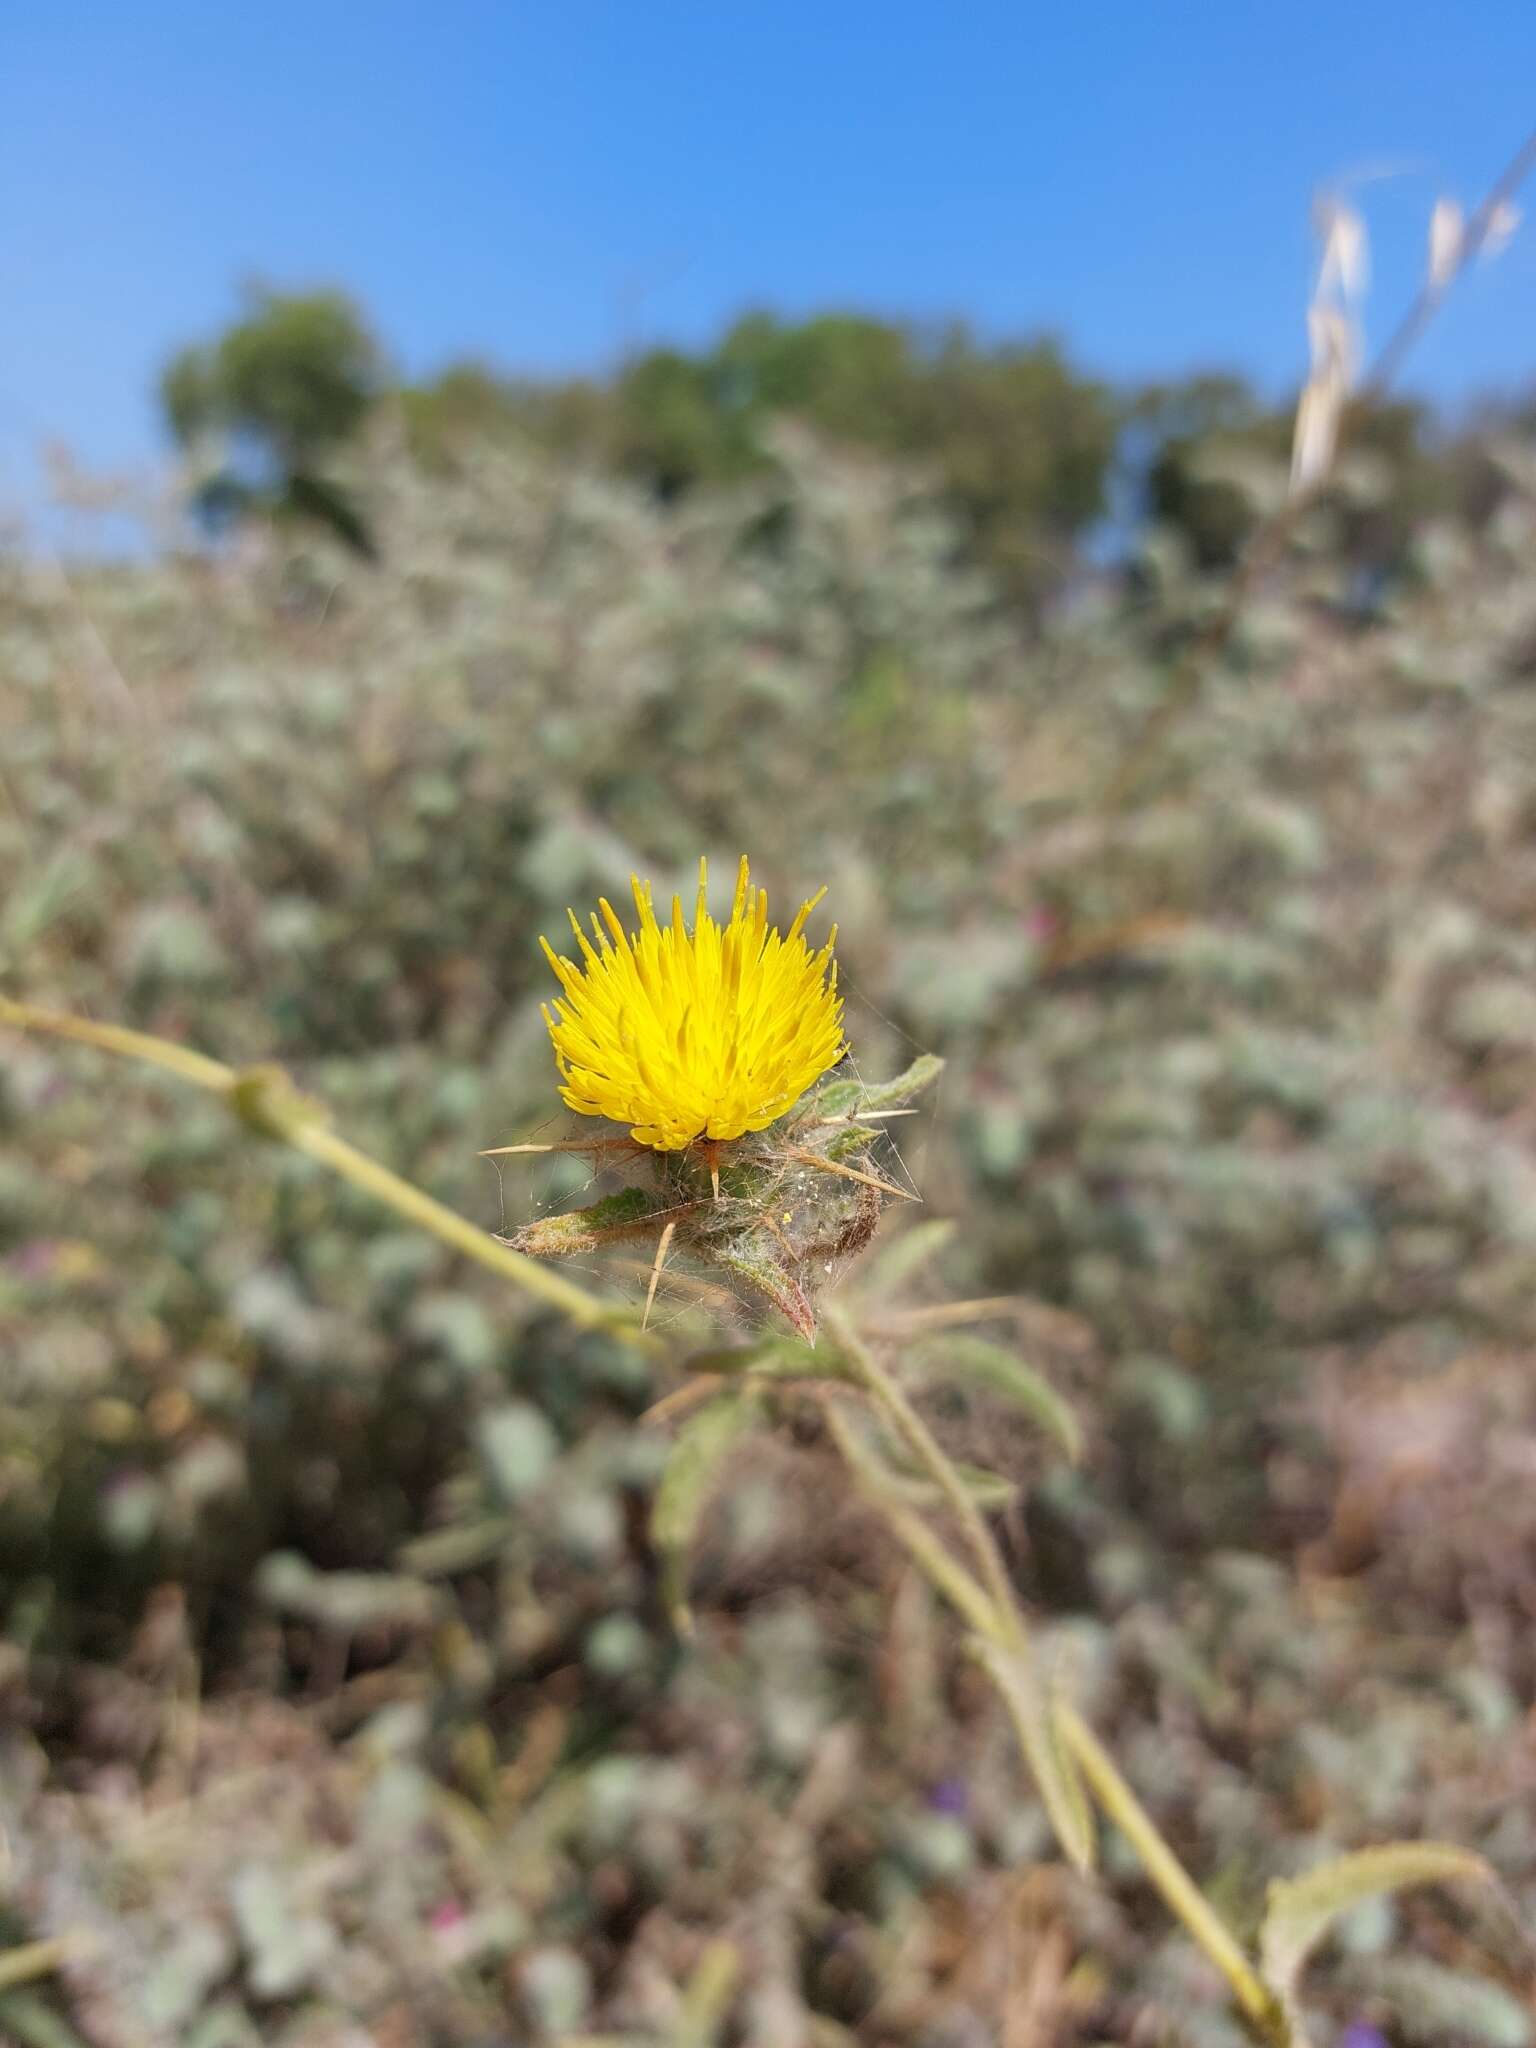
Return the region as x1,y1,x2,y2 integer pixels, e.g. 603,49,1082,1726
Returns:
0,848,1512,2046
491,857,935,1338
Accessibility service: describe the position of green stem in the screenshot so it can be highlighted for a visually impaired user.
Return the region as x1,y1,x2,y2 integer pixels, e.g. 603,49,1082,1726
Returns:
282,1115,636,1333
818,1394,1005,1642
0,997,630,1337
1057,1702,1285,2042
0,995,232,1090
824,1304,1024,1646
817,1331,1286,2044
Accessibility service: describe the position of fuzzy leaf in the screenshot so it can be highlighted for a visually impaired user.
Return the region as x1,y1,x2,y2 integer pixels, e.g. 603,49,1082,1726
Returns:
1260,1842,1497,2047
713,1242,818,1340
510,1185,659,1257
652,1388,763,1633
852,1053,945,1112
829,1402,1018,1510
910,1334,1084,1464
971,1638,1096,1875
879,1447,1018,1510
681,1337,847,1382
810,1078,865,1118
807,1053,944,1121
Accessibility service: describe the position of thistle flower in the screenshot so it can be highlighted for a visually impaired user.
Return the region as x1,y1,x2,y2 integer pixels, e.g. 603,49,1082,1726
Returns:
539,856,847,1151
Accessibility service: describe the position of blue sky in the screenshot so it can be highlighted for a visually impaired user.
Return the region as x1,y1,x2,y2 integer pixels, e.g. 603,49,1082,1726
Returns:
4,1,1536,511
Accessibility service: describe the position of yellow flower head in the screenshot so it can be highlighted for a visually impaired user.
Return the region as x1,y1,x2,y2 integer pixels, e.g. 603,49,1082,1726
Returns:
540,856,846,1151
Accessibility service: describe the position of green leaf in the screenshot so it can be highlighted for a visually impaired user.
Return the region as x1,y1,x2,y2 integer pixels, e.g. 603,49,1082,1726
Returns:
851,1053,945,1112
881,1449,1018,1511
828,1404,1017,1511
652,1389,763,1634
909,1335,1084,1464
681,1336,847,1382
971,1639,1096,1876
806,1053,944,1120
1260,1841,1497,2047
511,1185,660,1256
712,1243,817,1341
809,1078,864,1118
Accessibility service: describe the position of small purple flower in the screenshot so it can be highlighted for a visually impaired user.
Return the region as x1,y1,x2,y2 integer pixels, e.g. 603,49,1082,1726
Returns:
927,1778,969,1818
1338,2025,1389,2048
8,1240,59,1280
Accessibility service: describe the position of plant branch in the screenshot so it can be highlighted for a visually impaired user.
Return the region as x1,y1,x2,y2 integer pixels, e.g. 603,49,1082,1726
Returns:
1057,1702,1286,2042
823,1304,1023,1643
5,994,1290,2036
818,1393,1007,1642
818,1333,1288,2043
0,996,630,1336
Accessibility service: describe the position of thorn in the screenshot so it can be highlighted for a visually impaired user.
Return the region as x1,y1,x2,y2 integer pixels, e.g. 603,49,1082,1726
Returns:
479,1136,640,1159
643,1219,677,1332
607,1250,732,1307
782,1146,920,1202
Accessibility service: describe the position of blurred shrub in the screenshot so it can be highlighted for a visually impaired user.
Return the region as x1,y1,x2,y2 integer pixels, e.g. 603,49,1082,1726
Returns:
9,411,1536,2038
1135,375,1505,602
405,310,1116,612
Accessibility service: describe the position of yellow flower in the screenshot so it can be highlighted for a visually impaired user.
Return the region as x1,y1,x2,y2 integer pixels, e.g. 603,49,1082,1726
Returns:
540,856,846,1151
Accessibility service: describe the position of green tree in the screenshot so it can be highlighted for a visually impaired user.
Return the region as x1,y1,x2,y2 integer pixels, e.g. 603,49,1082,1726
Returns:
400,312,1118,613
908,326,1116,602
1139,374,1457,593
160,287,385,555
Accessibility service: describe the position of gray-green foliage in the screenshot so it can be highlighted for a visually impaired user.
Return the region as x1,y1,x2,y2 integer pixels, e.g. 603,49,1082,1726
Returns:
6,417,1536,2039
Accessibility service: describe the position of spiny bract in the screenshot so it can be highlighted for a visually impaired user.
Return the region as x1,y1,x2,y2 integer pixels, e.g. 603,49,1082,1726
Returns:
540,856,847,1151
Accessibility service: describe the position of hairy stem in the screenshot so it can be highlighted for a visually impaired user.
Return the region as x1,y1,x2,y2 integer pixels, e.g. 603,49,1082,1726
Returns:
819,1331,1286,2043
823,1303,1023,1644
0,997,628,1335
818,1393,1005,1642
1057,1702,1286,2041
0,995,232,1090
